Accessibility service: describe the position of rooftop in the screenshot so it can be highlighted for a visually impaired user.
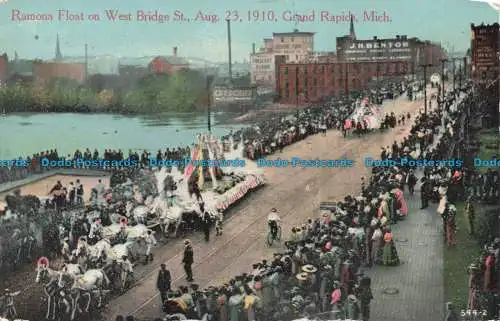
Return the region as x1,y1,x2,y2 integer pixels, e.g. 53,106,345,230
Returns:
273,32,315,36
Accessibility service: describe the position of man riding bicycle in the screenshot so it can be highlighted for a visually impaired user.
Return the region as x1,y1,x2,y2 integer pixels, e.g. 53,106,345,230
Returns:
267,208,281,240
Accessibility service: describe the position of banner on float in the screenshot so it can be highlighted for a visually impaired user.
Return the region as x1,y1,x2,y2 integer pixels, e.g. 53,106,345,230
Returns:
184,146,200,179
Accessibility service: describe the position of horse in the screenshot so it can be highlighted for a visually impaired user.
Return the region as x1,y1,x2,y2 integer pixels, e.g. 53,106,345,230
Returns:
68,269,110,320
35,259,63,320
57,263,85,288
131,205,150,225
86,239,112,268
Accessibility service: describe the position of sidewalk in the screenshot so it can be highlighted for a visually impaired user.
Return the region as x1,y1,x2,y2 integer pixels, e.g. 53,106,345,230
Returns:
0,169,107,194
365,171,445,321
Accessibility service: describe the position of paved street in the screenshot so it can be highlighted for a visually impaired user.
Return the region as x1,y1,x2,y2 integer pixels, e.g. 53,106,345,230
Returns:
366,171,445,321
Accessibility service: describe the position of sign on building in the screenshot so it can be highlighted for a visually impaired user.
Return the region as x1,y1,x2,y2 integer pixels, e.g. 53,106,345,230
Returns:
213,85,256,103
471,23,499,83
341,39,413,62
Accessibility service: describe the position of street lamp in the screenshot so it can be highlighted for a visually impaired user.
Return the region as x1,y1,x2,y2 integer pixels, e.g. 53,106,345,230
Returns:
206,75,214,132
440,58,448,103
420,63,432,115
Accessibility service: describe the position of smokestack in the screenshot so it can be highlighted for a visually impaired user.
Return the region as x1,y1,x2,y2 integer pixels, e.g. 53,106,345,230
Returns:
173,47,178,57
227,19,232,81
252,43,255,54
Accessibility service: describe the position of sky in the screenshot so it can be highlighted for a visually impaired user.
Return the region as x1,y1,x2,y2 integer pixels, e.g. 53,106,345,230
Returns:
0,0,498,62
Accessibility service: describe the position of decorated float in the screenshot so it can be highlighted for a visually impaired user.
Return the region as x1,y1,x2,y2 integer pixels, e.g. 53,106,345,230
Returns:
343,97,381,130
160,132,265,214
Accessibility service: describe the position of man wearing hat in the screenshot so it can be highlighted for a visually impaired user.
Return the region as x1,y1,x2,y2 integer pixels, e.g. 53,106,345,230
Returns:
157,264,171,304
407,170,417,195
182,239,194,282
122,255,134,287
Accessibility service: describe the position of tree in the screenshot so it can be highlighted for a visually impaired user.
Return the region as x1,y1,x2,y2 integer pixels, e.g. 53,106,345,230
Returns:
157,72,198,112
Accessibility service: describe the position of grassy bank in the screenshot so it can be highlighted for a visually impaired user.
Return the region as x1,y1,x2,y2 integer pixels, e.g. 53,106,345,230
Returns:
443,203,484,310
443,128,499,310
476,128,499,172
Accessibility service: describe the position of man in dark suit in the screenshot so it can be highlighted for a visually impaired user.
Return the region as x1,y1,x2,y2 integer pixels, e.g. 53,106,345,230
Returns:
157,264,171,304
182,239,194,282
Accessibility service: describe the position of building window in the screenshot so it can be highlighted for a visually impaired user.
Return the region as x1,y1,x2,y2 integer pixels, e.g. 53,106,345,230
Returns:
285,82,289,97
284,67,288,75
296,55,298,60
281,37,284,43
286,55,289,61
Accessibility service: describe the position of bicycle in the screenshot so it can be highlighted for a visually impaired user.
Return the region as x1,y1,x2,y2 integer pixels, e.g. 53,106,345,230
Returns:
266,225,282,246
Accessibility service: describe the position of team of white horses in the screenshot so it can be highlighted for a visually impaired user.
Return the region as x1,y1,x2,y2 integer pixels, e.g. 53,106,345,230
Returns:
32,167,215,321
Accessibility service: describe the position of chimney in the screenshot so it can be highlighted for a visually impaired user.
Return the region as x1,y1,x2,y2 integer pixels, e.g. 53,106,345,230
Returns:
252,43,255,54
373,36,377,40
173,47,178,57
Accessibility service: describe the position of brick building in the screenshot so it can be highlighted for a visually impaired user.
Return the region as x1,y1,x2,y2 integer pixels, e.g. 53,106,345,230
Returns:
470,23,499,128
34,61,85,85
277,60,412,104
149,47,189,75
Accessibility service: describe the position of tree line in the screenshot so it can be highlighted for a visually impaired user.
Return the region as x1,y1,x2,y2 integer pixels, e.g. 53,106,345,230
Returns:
0,70,209,114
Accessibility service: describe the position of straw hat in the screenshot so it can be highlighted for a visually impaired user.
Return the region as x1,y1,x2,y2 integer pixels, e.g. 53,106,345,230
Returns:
302,265,318,273
296,272,309,281
347,294,358,303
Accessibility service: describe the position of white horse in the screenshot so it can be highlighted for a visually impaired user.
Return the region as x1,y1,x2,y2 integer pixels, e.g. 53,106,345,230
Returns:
105,242,136,290
101,223,150,240
69,269,110,320
86,239,112,267
125,224,151,240
131,205,150,224
35,262,62,320
57,263,85,289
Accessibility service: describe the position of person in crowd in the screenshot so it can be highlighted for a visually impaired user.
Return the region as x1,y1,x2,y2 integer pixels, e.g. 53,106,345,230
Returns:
202,209,211,242
144,230,157,263
465,196,475,235
183,239,194,282
76,179,84,205
157,264,172,304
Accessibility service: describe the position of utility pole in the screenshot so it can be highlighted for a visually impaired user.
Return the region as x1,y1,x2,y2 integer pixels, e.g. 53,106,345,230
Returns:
420,64,432,115
226,19,232,82
207,75,213,132
463,56,467,79
452,59,456,91
295,65,300,108
440,58,448,103
344,62,349,95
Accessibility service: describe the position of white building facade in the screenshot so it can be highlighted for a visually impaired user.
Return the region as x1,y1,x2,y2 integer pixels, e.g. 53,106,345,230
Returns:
250,31,315,90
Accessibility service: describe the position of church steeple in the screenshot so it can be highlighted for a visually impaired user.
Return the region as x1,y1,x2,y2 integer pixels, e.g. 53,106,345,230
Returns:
349,15,356,40
55,34,63,61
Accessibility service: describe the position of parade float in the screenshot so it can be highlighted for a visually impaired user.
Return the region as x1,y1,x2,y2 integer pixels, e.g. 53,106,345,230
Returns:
158,132,266,215
343,97,381,130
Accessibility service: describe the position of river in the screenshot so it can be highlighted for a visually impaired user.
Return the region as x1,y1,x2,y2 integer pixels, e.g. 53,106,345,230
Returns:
0,112,244,159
